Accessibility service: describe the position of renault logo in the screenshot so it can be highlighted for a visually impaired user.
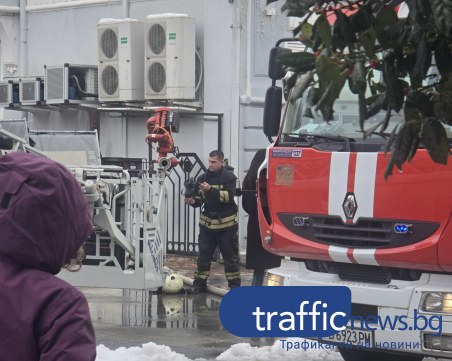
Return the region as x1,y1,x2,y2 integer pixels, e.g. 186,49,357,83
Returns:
342,192,358,220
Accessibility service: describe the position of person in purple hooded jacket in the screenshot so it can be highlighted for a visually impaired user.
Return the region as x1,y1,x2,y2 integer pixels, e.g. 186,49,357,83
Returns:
0,152,96,361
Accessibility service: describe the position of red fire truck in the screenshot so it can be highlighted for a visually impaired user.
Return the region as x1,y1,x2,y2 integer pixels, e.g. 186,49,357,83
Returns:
257,43,452,361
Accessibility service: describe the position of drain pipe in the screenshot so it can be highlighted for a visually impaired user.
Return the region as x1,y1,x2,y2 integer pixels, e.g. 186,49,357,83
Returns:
20,0,27,76
122,0,129,18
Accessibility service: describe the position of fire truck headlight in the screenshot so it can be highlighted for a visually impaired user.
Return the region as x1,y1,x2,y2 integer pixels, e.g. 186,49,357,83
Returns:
423,333,452,352
421,292,452,313
264,232,273,244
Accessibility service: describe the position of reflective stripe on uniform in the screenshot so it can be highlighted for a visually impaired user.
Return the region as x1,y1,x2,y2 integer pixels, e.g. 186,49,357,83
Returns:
225,271,241,280
194,270,210,280
208,185,230,203
219,190,229,203
199,214,238,230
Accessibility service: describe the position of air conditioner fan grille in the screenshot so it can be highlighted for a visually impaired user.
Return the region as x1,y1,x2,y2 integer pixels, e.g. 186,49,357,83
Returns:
101,29,118,59
0,85,9,103
148,62,166,93
47,68,64,101
101,65,119,95
148,24,165,55
21,83,36,101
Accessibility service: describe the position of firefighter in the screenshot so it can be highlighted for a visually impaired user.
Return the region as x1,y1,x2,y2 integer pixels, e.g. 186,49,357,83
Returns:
184,150,241,292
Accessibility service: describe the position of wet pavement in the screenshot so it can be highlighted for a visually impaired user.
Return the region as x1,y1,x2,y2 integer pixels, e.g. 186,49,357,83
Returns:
80,256,447,360
163,254,255,290
82,255,274,360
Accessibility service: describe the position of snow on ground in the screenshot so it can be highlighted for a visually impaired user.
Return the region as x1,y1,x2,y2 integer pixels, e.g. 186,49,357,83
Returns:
96,339,444,361
96,342,194,361
96,338,341,361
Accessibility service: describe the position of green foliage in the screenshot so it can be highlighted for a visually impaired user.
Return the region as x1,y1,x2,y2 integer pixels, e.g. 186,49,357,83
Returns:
276,51,316,73
271,0,452,177
316,15,333,47
316,54,348,120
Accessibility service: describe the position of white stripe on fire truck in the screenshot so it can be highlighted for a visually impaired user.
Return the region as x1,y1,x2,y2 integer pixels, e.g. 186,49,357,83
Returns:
327,152,380,265
328,246,379,265
352,248,379,266
259,145,272,179
328,245,351,263
353,153,378,222
328,152,350,221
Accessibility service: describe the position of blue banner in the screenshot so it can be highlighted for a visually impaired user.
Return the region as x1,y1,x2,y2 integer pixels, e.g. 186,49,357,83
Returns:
220,286,351,337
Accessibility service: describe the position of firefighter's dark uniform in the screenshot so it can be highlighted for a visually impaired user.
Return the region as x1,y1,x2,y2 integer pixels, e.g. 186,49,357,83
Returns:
190,165,241,291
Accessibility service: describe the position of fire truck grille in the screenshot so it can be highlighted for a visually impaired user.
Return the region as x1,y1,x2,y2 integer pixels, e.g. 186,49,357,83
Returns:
279,214,439,248
304,260,423,283
338,264,391,284
312,217,391,246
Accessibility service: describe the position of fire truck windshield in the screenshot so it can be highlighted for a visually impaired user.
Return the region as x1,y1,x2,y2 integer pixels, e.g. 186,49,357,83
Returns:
281,92,404,142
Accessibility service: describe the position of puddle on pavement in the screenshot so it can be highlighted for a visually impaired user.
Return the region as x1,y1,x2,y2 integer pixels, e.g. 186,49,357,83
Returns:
83,288,224,329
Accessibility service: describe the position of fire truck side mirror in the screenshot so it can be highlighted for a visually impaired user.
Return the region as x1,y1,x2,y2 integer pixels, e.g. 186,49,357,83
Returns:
268,47,290,80
263,86,282,138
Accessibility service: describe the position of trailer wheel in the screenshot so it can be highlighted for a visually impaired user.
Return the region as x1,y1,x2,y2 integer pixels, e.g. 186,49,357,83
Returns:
339,349,424,361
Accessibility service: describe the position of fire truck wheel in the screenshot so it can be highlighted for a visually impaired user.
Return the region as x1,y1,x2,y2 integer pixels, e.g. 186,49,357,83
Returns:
339,349,424,361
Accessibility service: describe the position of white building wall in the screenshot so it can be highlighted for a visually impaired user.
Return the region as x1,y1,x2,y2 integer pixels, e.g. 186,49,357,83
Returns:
0,10,21,122
239,0,291,177
237,0,292,251
0,0,19,7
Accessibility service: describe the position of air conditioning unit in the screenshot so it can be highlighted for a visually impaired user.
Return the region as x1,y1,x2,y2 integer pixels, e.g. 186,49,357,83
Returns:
44,64,98,104
144,14,195,100
97,18,144,102
0,80,19,108
19,77,44,105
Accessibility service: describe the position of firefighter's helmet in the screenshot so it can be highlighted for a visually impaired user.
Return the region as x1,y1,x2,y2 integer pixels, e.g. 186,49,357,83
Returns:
162,273,184,294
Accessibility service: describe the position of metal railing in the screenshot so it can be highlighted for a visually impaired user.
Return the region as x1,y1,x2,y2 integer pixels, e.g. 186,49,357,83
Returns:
101,153,207,256
164,153,207,255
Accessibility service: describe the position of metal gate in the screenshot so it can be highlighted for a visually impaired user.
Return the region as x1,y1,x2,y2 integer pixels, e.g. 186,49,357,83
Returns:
164,152,207,255
102,153,208,256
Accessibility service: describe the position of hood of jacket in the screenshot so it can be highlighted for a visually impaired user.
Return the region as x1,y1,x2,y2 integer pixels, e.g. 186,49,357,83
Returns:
0,152,92,274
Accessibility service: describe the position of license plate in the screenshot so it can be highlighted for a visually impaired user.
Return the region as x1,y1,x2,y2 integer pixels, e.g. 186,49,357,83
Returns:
322,328,374,346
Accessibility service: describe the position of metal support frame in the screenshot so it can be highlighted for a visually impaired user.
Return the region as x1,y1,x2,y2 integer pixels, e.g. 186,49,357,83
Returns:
0,129,168,290
0,128,46,156
60,167,168,290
